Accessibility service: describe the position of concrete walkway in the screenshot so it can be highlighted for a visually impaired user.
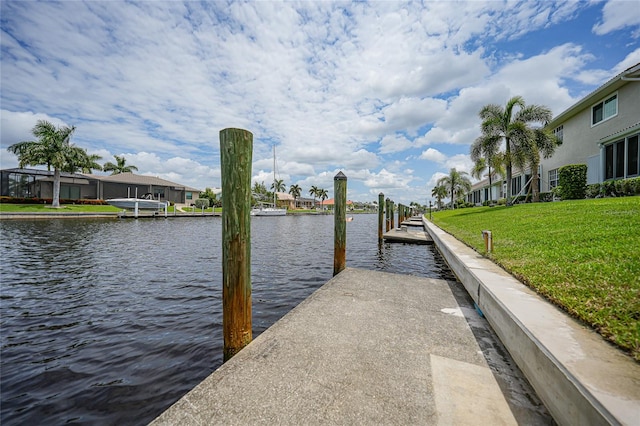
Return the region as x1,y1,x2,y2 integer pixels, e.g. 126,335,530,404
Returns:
423,218,640,425
152,268,551,425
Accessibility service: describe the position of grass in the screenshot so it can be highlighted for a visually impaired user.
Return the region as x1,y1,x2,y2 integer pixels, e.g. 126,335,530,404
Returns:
430,197,640,361
0,203,122,212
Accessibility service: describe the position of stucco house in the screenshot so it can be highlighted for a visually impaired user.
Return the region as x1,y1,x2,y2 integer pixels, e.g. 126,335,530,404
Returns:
467,62,639,204
1,168,202,206
541,62,640,191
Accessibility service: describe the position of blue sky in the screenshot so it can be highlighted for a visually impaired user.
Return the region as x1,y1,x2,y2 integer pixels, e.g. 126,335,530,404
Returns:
1,1,639,205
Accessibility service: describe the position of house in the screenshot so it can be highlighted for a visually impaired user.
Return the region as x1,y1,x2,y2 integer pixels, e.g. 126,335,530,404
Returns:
467,62,640,204
317,198,354,210
1,168,202,206
542,62,640,191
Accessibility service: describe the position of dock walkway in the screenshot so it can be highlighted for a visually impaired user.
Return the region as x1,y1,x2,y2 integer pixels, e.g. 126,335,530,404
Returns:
152,268,550,425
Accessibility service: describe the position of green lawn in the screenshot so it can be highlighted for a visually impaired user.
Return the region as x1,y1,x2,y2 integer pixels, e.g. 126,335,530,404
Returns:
430,197,640,361
0,203,123,212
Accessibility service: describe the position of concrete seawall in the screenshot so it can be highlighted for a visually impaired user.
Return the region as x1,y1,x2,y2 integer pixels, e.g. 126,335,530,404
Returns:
423,217,640,425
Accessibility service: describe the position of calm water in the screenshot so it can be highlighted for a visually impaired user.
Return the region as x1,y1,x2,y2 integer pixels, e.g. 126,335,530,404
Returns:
1,214,456,425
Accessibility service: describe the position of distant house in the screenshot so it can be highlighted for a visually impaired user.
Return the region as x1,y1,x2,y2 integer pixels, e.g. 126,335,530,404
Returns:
1,168,202,206
318,198,354,210
467,62,640,204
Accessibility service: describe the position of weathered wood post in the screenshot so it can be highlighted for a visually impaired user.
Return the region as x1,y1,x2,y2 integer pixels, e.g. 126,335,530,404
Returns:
385,198,391,232
378,192,384,243
220,128,253,362
390,201,395,229
333,171,347,276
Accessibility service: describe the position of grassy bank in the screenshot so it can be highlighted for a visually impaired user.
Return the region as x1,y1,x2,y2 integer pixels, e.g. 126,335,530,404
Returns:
0,203,122,213
430,197,640,361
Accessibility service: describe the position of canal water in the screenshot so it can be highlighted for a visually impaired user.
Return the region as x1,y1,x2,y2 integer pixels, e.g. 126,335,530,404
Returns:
1,214,456,424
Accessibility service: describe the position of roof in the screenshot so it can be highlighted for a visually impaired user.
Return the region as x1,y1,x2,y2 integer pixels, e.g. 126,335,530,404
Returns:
2,167,87,179
318,198,354,205
276,192,294,201
548,62,640,128
83,172,202,192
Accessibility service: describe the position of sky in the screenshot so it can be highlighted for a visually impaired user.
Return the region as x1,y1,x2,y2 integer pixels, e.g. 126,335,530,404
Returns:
1,1,639,205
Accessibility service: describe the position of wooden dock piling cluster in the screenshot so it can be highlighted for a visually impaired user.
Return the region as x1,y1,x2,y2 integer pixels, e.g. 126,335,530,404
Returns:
378,193,432,245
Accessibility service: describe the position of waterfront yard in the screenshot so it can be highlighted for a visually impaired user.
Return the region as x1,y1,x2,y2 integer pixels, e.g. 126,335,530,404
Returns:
431,197,640,361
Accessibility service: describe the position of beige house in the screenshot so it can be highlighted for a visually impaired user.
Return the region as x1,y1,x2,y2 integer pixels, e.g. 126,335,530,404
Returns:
467,62,640,204
542,62,640,191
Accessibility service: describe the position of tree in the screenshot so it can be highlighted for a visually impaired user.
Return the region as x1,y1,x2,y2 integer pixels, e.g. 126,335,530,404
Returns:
103,155,138,175
289,184,301,208
7,120,79,208
271,178,285,193
200,187,218,207
478,96,553,205
431,184,448,209
470,134,505,205
436,168,472,209
517,127,559,202
63,150,103,175
309,185,319,209
317,188,328,209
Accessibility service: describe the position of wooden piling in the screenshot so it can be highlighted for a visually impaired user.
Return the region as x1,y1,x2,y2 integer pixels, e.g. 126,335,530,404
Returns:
220,128,253,362
378,192,384,243
333,171,347,276
390,201,395,229
385,198,391,232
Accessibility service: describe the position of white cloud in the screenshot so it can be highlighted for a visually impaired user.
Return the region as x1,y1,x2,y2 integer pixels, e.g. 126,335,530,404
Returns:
593,0,640,36
419,148,446,163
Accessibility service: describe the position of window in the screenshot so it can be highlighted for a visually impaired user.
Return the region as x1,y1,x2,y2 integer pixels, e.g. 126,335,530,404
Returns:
511,176,522,196
615,140,625,179
592,94,617,126
548,169,558,189
628,135,638,176
186,192,193,200
553,125,563,143
605,144,614,180
603,133,640,180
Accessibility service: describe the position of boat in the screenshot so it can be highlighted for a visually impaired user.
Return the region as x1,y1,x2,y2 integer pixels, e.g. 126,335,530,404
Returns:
346,216,354,222
251,146,287,216
107,193,168,210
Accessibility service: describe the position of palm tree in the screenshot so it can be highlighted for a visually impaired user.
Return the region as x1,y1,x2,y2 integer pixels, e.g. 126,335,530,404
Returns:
431,185,448,209
309,185,319,209
63,150,103,175
271,178,285,193
436,168,472,209
289,184,301,208
470,134,505,205
7,120,78,208
82,154,103,173
318,188,329,210
516,127,559,202
478,96,553,205
103,155,138,175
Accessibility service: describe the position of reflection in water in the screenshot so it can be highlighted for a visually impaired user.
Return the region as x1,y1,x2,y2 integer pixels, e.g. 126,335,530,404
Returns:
1,214,453,424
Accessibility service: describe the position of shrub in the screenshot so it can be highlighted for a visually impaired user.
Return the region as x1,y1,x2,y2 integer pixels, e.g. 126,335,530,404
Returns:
558,164,587,199
194,198,210,209
538,192,553,202
585,184,601,198
497,198,506,205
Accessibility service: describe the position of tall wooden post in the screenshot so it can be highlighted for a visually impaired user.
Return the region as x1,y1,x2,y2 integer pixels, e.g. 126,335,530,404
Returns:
333,172,347,276
385,198,391,232
220,128,253,362
390,201,395,229
378,192,384,243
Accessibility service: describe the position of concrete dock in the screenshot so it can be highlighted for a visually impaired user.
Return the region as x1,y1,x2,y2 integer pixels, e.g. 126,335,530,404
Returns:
383,217,433,244
152,217,640,425
152,268,551,425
